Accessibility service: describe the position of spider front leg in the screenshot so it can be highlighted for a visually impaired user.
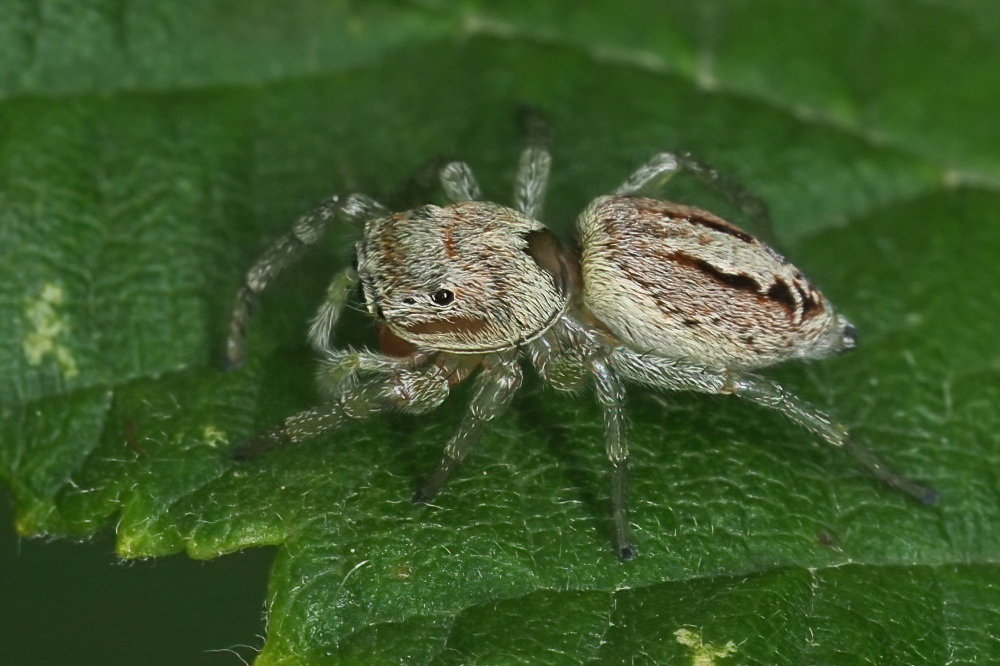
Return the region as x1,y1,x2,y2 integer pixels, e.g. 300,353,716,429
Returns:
439,108,553,217
513,107,553,220
592,357,636,560
440,162,482,203
307,267,358,354
225,193,387,368
234,353,449,460
413,351,523,504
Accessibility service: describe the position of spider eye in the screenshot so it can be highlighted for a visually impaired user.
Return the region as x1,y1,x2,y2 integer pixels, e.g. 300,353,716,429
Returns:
402,297,417,305
430,289,454,306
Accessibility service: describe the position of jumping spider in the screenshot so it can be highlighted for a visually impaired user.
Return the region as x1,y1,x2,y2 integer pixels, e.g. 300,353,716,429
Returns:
226,121,936,560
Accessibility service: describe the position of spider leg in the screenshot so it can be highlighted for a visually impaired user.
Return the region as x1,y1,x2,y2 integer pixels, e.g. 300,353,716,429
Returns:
609,348,728,394
225,193,387,369
616,151,773,237
513,110,553,220
314,345,429,402
307,267,358,354
234,353,448,460
514,144,551,220
609,348,938,504
440,161,482,202
731,374,939,504
592,357,636,560
671,152,773,239
614,152,680,196
413,352,523,503
531,322,638,557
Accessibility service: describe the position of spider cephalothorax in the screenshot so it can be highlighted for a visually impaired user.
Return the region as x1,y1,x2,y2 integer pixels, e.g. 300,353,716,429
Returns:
226,121,935,560
356,201,569,354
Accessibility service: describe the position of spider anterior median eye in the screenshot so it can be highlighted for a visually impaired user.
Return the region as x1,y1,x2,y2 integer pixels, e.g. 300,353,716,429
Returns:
431,289,454,306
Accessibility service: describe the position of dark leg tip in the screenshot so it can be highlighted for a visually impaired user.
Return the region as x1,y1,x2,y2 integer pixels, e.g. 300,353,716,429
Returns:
617,545,638,561
411,488,435,505
222,344,245,371
516,104,553,146
413,460,456,505
893,478,940,505
231,444,255,462
232,434,278,462
919,486,941,506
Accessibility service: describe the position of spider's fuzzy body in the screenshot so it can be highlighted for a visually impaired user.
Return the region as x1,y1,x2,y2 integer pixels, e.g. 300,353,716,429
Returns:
357,201,566,354
579,195,856,371
226,130,934,559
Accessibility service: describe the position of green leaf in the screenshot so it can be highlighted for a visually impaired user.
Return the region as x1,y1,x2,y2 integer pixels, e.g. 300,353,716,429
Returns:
3,1,999,664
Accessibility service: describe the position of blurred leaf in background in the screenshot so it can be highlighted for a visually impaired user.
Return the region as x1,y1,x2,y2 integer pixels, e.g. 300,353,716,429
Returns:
1,1,998,665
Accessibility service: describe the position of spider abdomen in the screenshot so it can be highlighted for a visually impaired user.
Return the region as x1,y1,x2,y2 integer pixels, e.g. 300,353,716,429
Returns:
578,195,855,370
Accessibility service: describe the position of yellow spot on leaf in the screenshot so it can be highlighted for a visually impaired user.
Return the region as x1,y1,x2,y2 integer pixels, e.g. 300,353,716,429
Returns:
23,282,79,378
202,425,229,448
674,628,737,666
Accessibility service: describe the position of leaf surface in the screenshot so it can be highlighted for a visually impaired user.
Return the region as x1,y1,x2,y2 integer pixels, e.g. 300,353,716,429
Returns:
2,2,998,664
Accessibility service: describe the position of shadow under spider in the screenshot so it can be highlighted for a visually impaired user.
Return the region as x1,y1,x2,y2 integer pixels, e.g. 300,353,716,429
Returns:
507,382,608,527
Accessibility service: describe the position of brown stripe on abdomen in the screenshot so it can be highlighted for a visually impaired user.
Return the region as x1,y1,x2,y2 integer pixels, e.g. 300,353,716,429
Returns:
631,198,757,244
669,251,762,294
794,282,823,318
683,212,755,244
766,280,796,314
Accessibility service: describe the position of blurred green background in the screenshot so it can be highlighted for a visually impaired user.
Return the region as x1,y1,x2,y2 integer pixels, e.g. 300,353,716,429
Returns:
2,2,998,665
0,501,270,665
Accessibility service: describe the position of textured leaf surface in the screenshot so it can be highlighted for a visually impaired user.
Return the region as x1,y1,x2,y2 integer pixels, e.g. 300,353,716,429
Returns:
2,2,999,664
